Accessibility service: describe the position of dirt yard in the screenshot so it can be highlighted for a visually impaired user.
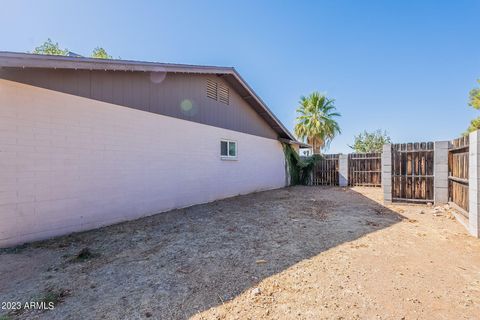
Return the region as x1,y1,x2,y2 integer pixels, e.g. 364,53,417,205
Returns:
1,187,479,320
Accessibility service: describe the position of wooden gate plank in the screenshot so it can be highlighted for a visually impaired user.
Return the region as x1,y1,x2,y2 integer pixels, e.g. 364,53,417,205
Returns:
448,136,469,215
312,154,339,186
392,142,434,203
347,153,381,187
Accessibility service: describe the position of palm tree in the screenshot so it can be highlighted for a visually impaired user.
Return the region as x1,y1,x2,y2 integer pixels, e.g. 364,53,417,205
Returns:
294,92,341,154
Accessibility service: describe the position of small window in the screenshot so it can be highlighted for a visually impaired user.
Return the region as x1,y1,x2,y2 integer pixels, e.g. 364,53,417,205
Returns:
220,140,237,159
221,141,228,156
228,141,236,156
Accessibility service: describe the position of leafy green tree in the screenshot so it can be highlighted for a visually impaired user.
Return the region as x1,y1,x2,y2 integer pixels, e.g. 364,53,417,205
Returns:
469,79,480,109
33,38,68,56
464,79,480,135
91,47,112,59
350,130,391,153
465,117,480,135
294,92,341,154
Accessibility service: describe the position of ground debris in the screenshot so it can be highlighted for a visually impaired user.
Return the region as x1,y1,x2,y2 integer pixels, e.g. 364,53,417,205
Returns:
70,247,96,262
366,221,380,227
251,287,261,297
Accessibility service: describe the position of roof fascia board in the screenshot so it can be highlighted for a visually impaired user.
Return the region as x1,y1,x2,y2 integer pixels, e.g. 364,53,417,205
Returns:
0,52,233,74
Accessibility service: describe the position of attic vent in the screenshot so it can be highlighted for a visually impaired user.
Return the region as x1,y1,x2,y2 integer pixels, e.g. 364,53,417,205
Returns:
207,79,217,100
218,84,229,105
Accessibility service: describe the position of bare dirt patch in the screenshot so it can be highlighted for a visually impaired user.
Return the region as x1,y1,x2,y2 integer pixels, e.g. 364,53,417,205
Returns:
1,187,479,319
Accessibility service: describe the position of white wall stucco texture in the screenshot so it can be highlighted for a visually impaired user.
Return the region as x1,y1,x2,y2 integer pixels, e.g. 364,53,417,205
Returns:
0,79,286,247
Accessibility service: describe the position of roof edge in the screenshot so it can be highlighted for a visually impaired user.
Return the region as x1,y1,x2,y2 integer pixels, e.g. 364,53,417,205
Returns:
0,51,302,144
278,138,310,148
0,51,234,74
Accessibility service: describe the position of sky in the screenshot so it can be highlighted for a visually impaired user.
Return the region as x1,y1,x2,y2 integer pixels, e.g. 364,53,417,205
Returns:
0,0,479,153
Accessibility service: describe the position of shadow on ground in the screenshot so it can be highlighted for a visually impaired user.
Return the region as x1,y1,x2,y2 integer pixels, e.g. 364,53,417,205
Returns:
0,186,404,319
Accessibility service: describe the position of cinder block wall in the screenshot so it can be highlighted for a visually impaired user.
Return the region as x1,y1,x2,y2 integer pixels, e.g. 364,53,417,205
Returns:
0,80,286,247
381,144,392,204
469,131,480,237
434,141,449,204
338,154,348,187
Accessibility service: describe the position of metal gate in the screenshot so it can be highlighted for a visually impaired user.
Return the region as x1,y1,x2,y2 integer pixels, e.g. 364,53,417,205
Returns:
348,153,382,187
448,136,469,217
391,142,434,203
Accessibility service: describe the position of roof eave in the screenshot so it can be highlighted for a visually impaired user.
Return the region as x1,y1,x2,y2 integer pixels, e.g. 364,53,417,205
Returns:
278,138,310,148
0,51,302,143
0,51,234,74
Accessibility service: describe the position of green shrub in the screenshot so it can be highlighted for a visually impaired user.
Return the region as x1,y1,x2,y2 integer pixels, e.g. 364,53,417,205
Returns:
283,144,321,185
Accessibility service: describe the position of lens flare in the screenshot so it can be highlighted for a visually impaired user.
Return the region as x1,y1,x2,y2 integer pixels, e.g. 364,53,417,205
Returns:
180,99,197,116
149,67,167,84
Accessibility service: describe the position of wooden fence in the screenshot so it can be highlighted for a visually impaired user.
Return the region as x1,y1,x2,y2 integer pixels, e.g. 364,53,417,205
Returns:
448,136,469,216
391,142,434,203
312,154,339,186
348,153,382,187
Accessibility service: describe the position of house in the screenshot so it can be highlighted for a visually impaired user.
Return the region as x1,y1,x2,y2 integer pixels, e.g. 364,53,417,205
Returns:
299,147,313,157
0,52,305,247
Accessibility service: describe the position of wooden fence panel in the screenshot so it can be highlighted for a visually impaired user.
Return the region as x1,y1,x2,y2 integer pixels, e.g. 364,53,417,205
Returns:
449,136,469,216
391,142,434,203
312,154,339,186
348,153,382,187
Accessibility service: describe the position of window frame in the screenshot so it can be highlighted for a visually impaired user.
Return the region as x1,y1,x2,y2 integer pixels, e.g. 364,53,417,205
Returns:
220,139,238,160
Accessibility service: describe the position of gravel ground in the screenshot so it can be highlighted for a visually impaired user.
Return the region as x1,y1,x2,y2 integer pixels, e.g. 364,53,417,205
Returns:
1,186,479,319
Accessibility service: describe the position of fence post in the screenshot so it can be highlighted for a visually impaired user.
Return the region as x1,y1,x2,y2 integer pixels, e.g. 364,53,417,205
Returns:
434,141,449,205
469,130,480,237
339,154,348,187
382,144,392,204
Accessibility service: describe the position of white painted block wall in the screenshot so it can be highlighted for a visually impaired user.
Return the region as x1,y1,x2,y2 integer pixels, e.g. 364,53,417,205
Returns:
469,130,480,237
434,141,449,205
381,144,392,204
0,80,286,247
338,154,348,187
